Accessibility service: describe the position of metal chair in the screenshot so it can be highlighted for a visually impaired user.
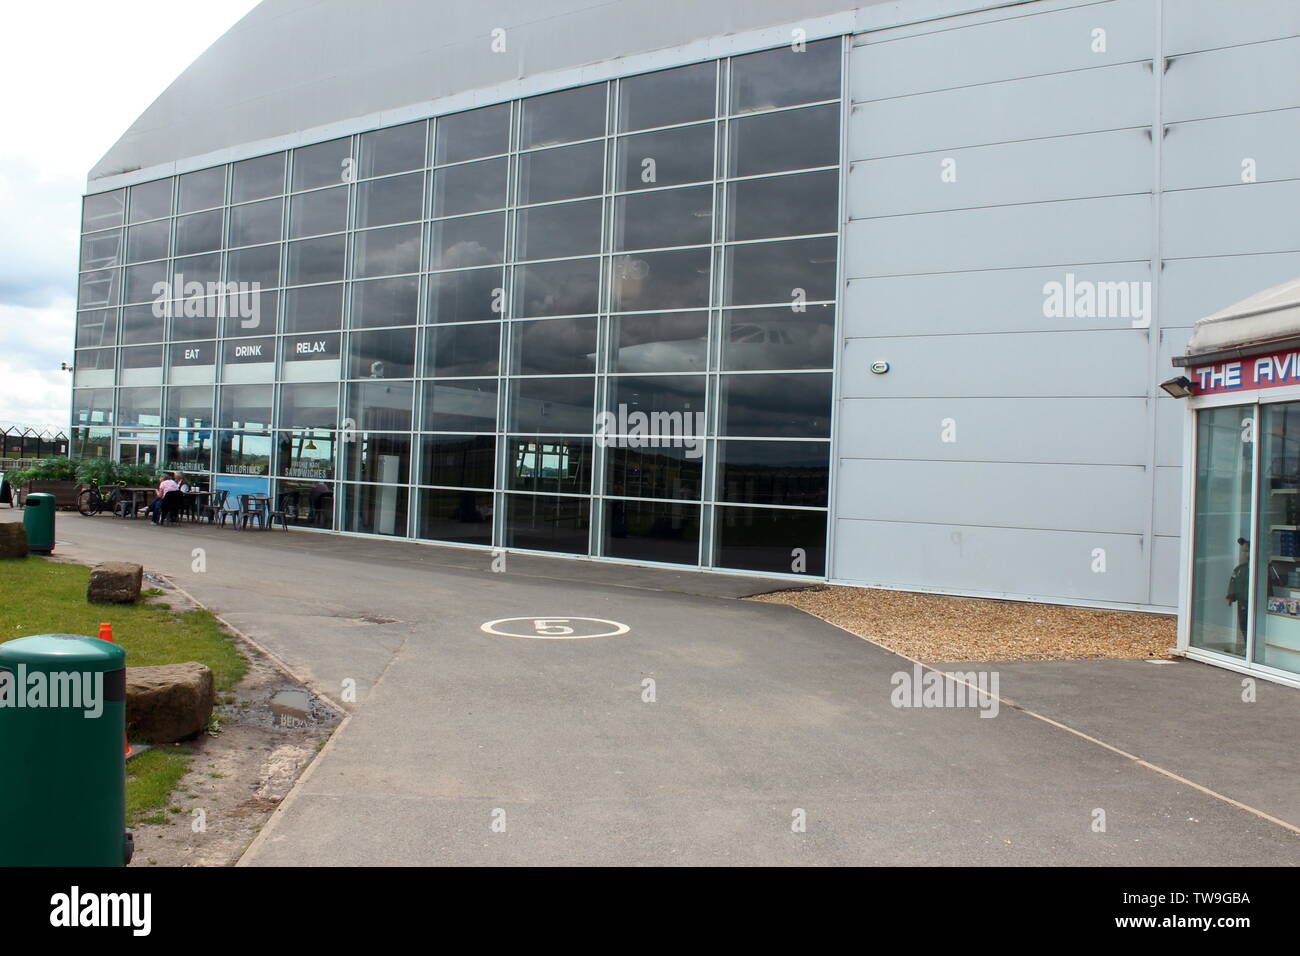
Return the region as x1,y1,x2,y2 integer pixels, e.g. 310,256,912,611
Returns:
237,494,264,530
266,492,293,531
200,489,228,524
217,492,243,528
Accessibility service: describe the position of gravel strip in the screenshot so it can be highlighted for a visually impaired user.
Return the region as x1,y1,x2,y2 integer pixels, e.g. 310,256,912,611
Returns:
749,585,1177,663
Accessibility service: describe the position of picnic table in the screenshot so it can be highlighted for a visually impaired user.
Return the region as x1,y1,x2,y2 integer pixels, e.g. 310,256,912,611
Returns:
119,486,156,519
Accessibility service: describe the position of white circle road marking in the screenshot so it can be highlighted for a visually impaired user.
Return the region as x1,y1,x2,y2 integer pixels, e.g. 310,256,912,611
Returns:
480,617,630,639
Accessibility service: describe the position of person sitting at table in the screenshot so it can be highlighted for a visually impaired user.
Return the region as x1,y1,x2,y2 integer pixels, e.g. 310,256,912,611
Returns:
176,472,191,493
147,472,180,524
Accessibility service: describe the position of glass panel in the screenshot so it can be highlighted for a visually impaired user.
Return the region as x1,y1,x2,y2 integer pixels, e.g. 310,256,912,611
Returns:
728,170,837,240
163,428,214,474
730,38,840,113
432,158,507,217
616,125,714,191
516,200,602,260
121,344,163,371
420,435,495,488
1252,402,1300,673
230,198,283,246
417,489,493,544
517,142,604,204
223,289,277,338
515,258,600,317
608,374,706,426
343,433,411,484
430,213,504,269
508,377,594,433
619,62,715,131
359,121,426,178
348,328,416,379
279,382,339,429
232,153,285,203
284,284,343,332
614,186,712,251
222,336,274,372
719,372,832,437
728,105,840,177
356,173,423,227
283,332,342,369
714,505,827,575
504,493,590,554
178,167,225,213
507,437,592,494
78,269,118,309
219,384,274,430
435,104,510,165
612,248,711,312
72,388,114,426
286,235,346,286
126,221,169,263
82,190,125,232
717,439,829,506
609,312,709,373
165,385,214,427
277,431,336,480
426,267,503,323
721,305,835,371
129,178,173,222
289,186,347,238
168,340,217,380
724,237,837,306
341,482,409,536
354,224,420,278
76,309,118,349
292,138,351,192
605,500,700,565
74,348,114,376
422,379,497,432
124,261,168,304
605,444,702,500
521,84,606,148
117,387,162,427
227,243,281,288
347,380,413,431
275,478,335,528
81,229,123,271
72,426,113,459
1189,410,1248,645
120,304,165,344
218,431,272,476
175,209,224,255
352,276,418,328
510,317,597,375
425,323,500,377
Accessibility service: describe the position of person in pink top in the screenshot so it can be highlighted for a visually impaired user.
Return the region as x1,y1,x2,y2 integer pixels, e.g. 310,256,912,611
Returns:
148,473,180,524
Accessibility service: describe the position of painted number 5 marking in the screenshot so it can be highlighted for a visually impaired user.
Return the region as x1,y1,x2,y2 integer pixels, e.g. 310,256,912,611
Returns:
534,619,575,636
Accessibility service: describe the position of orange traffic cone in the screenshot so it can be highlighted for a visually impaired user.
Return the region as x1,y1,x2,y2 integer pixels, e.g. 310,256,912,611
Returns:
97,623,132,756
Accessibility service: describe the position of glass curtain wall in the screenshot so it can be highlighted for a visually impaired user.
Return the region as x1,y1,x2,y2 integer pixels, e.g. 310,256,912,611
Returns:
71,38,842,575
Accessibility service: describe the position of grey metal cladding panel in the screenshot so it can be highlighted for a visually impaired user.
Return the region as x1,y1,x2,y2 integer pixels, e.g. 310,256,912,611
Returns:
1163,37,1300,123
831,518,1149,604
1150,534,1180,609
836,396,1150,464
1163,109,1300,190
843,262,1155,336
1154,395,1185,467
847,128,1151,219
841,329,1149,398
836,458,1147,533
851,0,1155,101
844,194,1152,277
1160,253,1300,329
1164,0,1300,56
1152,464,1182,536
847,62,1152,159
1161,181,1300,260
1158,326,1192,372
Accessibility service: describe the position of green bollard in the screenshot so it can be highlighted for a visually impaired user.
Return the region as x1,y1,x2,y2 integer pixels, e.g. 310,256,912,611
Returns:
0,634,128,866
22,492,55,554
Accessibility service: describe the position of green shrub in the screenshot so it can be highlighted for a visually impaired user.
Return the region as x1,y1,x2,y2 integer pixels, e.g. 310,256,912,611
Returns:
11,457,79,485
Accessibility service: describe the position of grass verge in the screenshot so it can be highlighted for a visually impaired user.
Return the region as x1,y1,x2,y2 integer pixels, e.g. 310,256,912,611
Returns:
0,556,248,828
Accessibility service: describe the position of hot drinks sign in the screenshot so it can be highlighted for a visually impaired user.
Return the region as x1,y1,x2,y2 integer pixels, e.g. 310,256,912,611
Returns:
1190,347,1300,395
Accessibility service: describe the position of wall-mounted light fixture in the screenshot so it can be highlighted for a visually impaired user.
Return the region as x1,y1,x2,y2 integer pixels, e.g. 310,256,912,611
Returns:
1159,375,1193,399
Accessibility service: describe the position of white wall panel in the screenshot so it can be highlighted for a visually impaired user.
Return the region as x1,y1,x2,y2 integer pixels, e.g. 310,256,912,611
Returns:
1163,0,1300,55
1162,109,1300,191
1161,181,1300,260
1163,37,1300,122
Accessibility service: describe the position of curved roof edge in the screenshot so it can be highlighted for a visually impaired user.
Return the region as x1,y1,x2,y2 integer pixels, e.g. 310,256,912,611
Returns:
1182,277,1300,361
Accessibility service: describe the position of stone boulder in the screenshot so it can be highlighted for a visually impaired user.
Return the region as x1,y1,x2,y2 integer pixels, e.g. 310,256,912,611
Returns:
126,662,216,743
87,561,143,604
0,523,27,559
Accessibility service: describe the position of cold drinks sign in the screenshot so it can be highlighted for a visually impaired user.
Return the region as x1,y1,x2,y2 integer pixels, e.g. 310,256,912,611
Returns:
1191,347,1300,395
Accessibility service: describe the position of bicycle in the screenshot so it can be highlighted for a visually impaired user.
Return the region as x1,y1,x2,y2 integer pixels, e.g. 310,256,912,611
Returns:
77,480,128,517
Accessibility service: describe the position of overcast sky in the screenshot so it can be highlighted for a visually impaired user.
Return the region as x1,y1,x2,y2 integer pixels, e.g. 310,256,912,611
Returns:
0,1,261,433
